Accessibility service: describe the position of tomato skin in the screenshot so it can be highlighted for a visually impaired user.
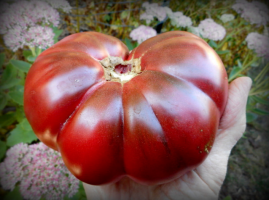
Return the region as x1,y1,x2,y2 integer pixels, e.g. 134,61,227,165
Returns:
24,31,228,185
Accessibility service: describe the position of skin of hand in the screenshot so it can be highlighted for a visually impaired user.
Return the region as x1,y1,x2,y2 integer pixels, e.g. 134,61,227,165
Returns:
83,77,252,200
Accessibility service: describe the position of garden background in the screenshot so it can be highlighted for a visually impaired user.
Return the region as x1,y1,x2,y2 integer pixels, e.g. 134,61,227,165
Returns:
0,0,269,199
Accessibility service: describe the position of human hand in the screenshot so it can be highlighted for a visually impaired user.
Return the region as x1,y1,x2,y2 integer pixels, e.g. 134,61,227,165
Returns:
83,77,252,200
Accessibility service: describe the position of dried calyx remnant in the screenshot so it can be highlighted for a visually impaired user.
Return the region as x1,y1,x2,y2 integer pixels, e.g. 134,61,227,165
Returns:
99,56,141,84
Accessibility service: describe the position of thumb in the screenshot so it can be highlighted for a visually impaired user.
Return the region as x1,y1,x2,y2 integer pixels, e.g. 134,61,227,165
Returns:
217,76,252,150
194,77,252,195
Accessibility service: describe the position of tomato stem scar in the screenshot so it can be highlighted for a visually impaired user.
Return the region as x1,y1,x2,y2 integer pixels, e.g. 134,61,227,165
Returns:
99,56,141,84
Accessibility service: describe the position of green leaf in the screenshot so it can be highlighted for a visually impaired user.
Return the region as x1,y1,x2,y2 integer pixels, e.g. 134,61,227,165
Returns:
0,140,7,160
0,113,16,128
10,59,31,73
237,59,242,68
4,186,23,200
208,40,217,48
251,95,269,106
249,108,269,115
246,112,258,122
23,50,32,58
52,26,63,43
0,53,5,67
120,10,129,19
26,55,37,62
8,85,24,105
0,92,8,110
15,106,25,122
216,50,230,55
229,66,241,80
222,195,232,200
123,38,134,51
0,63,21,90
103,14,111,22
6,118,37,147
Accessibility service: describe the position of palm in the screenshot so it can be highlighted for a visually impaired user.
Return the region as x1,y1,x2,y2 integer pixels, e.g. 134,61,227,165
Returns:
83,77,252,200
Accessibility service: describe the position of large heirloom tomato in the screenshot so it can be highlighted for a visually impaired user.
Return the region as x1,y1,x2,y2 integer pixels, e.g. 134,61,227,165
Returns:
24,31,228,185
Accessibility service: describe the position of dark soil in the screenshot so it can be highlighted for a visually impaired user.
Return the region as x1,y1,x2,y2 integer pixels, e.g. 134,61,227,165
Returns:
219,115,269,200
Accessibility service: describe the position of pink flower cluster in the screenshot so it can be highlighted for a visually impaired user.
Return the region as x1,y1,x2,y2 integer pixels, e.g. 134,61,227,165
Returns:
4,25,55,52
232,0,269,26
140,2,167,24
0,0,62,51
0,0,60,34
198,19,226,41
245,32,269,59
0,142,79,200
130,25,157,44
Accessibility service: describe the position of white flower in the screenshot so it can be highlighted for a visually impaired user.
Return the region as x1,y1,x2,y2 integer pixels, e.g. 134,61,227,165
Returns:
170,12,192,28
232,0,269,26
130,25,157,44
198,18,226,41
164,7,173,18
140,13,154,25
220,14,235,23
246,32,269,59
140,2,167,23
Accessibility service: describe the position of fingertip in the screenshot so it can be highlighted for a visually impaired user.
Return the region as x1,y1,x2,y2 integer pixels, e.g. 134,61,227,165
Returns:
229,76,252,95
218,76,251,134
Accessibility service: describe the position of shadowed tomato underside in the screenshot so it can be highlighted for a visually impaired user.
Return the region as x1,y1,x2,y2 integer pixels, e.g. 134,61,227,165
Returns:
24,31,228,185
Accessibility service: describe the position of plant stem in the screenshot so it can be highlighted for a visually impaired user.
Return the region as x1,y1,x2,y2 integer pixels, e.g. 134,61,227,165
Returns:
29,47,36,57
249,89,269,96
37,48,42,56
228,57,259,82
254,62,269,83
250,77,269,95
